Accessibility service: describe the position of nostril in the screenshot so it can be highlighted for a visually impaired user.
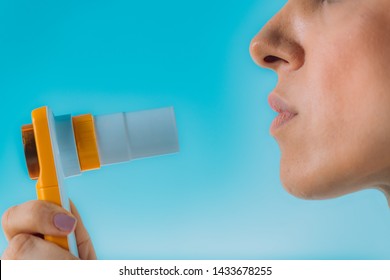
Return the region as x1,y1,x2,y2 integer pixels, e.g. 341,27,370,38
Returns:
264,55,281,63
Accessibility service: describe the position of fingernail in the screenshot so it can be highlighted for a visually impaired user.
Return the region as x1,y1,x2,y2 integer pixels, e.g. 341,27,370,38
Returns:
54,213,76,232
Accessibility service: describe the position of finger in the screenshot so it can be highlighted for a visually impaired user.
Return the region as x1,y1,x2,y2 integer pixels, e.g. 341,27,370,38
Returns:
1,233,78,260
2,200,77,241
69,200,97,260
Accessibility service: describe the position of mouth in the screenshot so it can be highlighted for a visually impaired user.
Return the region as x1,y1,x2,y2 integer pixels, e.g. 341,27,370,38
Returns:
268,93,298,136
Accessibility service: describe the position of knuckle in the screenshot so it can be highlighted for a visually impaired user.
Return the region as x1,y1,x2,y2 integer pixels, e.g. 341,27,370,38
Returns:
28,200,49,215
25,200,51,224
2,206,16,233
7,234,35,259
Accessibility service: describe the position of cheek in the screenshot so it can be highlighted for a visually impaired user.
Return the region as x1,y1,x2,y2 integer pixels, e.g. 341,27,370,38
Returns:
279,12,390,199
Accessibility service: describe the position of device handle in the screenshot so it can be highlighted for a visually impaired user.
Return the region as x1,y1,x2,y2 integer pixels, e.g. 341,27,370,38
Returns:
30,107,71,251
36,180,70,250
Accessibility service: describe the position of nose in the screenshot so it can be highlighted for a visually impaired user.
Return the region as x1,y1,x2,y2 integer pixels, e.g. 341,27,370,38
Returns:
250,8,305,73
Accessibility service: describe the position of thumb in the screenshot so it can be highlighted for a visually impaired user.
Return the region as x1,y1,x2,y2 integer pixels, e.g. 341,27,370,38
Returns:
69,200,97,260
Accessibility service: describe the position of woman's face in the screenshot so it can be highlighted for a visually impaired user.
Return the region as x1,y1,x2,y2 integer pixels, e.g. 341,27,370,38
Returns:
250,0,390,200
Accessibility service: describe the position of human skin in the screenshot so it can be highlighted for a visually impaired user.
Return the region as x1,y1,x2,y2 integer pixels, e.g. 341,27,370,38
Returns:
1,200,96,259
250,0,390,203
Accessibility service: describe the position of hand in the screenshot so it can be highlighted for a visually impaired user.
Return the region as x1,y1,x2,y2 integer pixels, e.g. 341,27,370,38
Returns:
1,200,96,259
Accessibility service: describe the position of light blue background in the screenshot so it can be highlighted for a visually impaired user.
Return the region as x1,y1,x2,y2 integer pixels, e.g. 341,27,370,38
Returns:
1,0,389,259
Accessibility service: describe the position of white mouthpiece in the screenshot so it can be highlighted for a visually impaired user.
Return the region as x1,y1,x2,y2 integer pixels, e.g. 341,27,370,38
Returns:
93,107,179,165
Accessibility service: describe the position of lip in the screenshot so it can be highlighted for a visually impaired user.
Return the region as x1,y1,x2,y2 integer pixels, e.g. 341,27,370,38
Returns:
268,93,298,135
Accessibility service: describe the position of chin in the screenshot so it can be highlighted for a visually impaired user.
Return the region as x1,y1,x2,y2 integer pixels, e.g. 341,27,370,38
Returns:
280,176,323,200
279,161,350,201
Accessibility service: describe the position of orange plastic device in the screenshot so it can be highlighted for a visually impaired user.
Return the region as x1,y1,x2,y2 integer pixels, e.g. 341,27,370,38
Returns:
22,106,100,256
22,105,179,257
